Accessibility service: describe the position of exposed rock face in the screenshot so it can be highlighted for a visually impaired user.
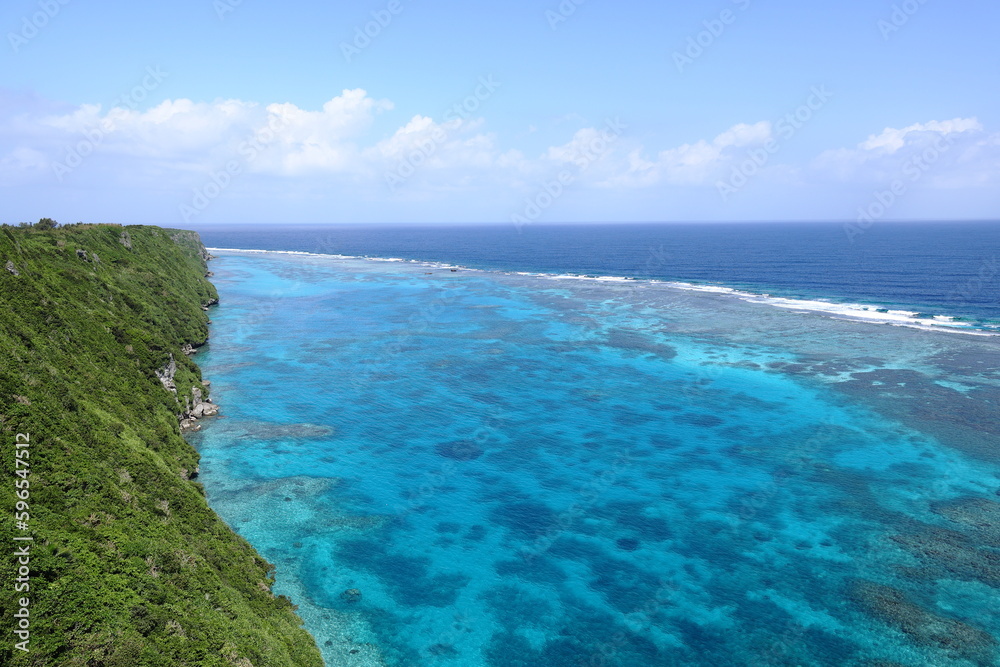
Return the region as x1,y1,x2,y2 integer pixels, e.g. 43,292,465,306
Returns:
156,354,178,393
162,343,219,433
190,402,219,419
180,418,201,432
76,248,89,261
119,231,133,249
5,260,18,276
181,384,219,431
169,231,214,262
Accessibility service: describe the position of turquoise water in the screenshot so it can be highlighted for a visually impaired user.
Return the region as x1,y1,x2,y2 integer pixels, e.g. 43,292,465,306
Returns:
189,250,1000,666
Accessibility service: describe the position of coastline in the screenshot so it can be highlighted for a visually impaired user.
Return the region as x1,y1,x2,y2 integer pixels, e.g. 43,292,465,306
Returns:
0,225,324,666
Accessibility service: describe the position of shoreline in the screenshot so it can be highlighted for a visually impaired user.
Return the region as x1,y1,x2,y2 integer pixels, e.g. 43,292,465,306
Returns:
206,246,1000,337
0,225,324,666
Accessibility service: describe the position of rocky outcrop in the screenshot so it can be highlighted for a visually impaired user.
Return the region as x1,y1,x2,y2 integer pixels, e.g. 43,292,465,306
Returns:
119,231,133,249
5,260,18,276
169,230,214,262
156,354,178,393
180,384,220,432
157,347,220,430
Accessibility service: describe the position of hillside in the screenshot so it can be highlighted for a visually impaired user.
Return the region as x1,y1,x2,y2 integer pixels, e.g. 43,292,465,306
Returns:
0,223,323,666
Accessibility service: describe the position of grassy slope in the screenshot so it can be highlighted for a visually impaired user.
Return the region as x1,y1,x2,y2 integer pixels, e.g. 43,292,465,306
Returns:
0,224,323,667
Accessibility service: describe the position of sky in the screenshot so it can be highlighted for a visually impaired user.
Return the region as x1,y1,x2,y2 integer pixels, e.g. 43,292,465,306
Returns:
1,0,998,225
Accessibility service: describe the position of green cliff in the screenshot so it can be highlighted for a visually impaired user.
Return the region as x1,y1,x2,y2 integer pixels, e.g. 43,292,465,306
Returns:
0,224,323,666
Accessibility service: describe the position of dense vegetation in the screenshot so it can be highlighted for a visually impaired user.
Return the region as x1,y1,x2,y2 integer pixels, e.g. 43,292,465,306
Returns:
0,223,323,666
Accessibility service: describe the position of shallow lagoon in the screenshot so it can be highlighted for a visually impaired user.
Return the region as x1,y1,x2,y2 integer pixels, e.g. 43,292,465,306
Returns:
189,250,1000,666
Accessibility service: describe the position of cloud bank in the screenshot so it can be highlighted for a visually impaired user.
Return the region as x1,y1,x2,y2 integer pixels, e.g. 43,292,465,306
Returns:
1,88,997,223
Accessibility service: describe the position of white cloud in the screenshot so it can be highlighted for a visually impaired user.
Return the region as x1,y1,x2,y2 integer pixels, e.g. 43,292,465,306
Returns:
858,118,982,154
1,147,47,173
0,90,397,179
596,121,774,188
713,122,773,149
814,117,998,187
2,88,997,223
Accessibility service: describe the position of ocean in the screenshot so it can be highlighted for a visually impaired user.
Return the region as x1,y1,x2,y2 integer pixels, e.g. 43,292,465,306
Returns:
195,222,1000,326
186,222,1000,666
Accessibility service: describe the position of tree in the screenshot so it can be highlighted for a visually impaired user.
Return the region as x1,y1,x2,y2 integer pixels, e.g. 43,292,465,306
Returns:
36,217,59,230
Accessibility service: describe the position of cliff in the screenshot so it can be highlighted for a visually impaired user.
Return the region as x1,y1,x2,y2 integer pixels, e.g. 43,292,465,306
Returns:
0,224,323,666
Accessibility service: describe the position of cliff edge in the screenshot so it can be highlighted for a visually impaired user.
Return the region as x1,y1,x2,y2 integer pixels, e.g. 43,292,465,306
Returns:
0,224,323,667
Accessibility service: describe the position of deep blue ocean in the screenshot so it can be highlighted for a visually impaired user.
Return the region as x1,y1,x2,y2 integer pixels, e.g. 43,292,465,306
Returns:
195,222,1000,324
185,223,1000,666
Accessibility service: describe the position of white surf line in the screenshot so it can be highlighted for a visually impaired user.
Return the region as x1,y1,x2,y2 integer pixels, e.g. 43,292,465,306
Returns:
206,248,999,336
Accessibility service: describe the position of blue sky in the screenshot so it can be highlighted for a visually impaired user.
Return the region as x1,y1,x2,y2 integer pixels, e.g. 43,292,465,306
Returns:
2,0,998,224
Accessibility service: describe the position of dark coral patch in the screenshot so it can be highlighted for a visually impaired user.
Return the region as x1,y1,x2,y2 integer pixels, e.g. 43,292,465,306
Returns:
616,537,640,551
605,329,677,359
435,439,483,461
673,413,724,428
932,497,1000,548
849,580,996,664
889,524,1000,587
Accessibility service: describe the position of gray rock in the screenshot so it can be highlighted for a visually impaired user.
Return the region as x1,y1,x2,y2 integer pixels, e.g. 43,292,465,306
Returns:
76,248,89,261
179,419,201,432
4,260,18,276
156,354,177,393
119,231,132,249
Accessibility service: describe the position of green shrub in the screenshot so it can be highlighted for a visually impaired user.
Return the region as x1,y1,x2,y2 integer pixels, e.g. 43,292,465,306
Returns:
0,224,322,666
